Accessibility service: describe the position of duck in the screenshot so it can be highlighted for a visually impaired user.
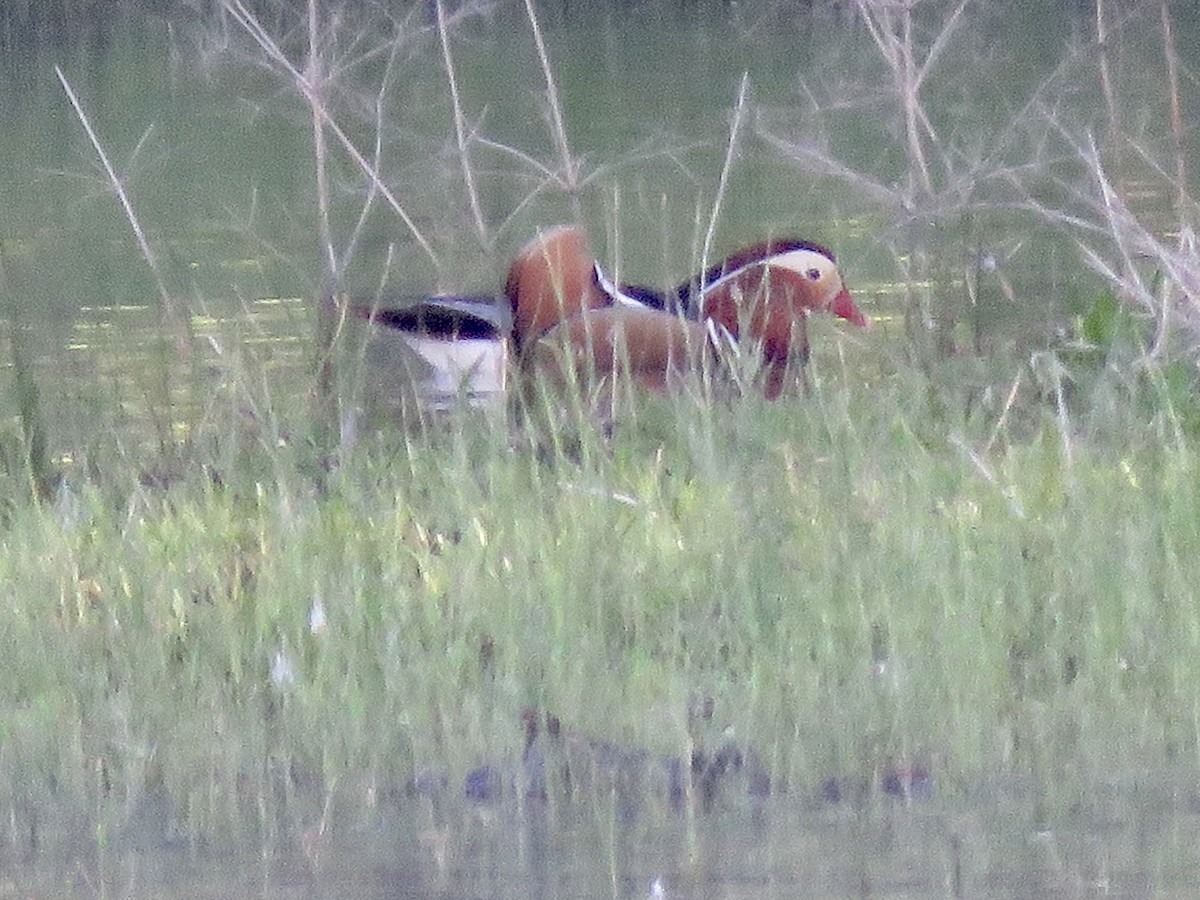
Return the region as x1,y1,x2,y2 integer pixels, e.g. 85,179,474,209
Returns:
505,225,867,398
349,224,866,406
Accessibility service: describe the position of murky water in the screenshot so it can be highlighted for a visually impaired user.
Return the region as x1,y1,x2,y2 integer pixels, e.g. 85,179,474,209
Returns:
9,770,1200,898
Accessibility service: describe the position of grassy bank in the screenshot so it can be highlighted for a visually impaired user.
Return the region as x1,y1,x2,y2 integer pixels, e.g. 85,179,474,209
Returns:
3,349,1199,854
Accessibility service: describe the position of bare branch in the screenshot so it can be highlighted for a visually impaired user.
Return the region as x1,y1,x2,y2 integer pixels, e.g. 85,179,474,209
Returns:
55,66,188,351
437,0,490,248
219,0,439,267
701,73,750,278
522,0,581,215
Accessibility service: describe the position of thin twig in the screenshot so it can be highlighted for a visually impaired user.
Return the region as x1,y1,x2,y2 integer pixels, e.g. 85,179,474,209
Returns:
307,0,336,282
522,0,581,216
913,0,972,95
220,0,438,267
475,135,563,183
437,0,490,248
1159,0,1188,218
757,130,901,208
55,66,188,351
701,73,750,279
899,7,932,194
338,40,394,275
1096,0,1122,156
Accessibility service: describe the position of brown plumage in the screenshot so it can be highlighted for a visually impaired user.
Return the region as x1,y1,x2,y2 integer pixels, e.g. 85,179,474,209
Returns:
506,225,867,398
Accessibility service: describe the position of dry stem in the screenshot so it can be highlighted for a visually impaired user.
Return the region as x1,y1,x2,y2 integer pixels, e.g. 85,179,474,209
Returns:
307,0,336,281
700,73,750,277
1159,0,1188,217
437,0,490,249
522,0,581,217
219,0,438,267
55,66,190,355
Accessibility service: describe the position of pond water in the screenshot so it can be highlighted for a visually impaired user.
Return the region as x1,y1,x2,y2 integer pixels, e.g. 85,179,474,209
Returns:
10,767,1200,898
5,0,1172,453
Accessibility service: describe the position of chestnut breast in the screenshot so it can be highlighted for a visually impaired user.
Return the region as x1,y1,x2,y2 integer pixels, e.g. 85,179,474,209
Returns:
531,306,710,392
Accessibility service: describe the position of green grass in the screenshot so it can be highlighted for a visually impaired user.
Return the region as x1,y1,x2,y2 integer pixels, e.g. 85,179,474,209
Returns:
3,350,1200,852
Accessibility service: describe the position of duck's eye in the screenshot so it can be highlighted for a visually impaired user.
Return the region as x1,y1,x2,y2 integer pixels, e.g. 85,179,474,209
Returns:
806,268,822,281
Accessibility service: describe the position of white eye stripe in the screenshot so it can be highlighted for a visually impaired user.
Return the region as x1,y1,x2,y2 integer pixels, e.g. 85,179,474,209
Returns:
764,249,835,279
701,249,834,295
697,250,837,317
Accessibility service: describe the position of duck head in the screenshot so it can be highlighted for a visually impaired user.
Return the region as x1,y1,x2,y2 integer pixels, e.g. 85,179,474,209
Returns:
683,239,866,397
690,239,866,339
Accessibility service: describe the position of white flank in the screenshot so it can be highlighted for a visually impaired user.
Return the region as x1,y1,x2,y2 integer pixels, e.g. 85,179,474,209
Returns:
361,323,507,416
403,334,507,401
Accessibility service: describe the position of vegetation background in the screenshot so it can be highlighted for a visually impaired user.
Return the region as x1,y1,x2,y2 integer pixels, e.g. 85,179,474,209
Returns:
1,0,1199,895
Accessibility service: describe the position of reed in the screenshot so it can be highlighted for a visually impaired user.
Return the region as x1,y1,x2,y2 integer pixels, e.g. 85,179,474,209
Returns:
436,0,490,249
55,67,189,353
